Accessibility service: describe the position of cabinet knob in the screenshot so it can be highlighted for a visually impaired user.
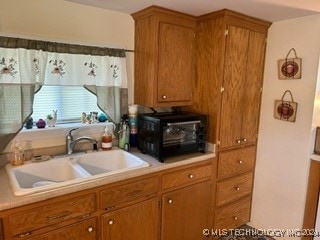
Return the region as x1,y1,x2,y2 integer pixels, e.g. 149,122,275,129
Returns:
189,174,194,179
234,216,238,221
243,138,247,143
87,227,94,232
162,95,167,99
108,220,114,225
238,160,243,164
236,139,241,144
235,187,240,191
168,199,173,204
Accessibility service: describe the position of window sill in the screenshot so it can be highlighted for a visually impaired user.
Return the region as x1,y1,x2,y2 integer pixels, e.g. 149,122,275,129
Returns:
12,122,113,151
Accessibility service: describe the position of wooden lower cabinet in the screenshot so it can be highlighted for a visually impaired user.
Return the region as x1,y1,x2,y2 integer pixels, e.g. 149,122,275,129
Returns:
31,218,97,240
161,181,212,240
101,198,159,240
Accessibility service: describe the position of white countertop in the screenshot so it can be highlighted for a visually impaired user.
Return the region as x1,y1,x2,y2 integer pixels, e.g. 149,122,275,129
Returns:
311,154,320,162
0,149,215,211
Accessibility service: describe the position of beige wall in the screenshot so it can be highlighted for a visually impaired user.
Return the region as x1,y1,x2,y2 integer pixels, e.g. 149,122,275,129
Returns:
0,0,135,103
251,14,320,237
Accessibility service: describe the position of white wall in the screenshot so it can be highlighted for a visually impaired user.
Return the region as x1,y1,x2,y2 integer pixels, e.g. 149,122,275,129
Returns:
0,0,135,103
251,14,320,238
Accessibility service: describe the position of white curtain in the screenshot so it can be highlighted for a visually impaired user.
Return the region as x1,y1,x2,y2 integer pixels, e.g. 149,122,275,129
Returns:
0,41,128,152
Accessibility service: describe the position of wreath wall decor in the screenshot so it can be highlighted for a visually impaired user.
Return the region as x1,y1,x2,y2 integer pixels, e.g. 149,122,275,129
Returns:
278,48,301,80
274,90,298,122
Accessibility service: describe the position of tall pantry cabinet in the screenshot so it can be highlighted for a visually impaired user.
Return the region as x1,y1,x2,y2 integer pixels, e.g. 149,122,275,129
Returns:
187,10,271,229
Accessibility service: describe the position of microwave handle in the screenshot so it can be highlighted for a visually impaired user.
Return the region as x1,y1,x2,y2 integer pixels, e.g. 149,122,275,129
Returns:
167,120,201,126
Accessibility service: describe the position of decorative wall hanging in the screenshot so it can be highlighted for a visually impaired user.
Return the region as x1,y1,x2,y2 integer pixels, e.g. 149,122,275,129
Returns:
278,48,301,80
274,90,298,122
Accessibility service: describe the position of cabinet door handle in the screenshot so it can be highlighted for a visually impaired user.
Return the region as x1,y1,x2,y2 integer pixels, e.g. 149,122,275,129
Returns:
235,187,240,191
17,232,32,238
87,227,94,232
168,199,173,204
47,211,71,221
189,174,194,179
108,220,114,225
238,160,243,164
162,95,167,99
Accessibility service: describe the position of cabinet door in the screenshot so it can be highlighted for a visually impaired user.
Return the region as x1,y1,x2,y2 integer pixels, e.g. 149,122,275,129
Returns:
157,22,195,104
101,198,159,240
161,181,212,240
241,31,266,146
219,26,249,149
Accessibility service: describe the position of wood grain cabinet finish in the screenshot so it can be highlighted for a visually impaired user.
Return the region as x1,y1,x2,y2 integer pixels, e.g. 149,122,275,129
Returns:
31,218,97,240
162,163,212,190
214,196,251,230
216,172,254,206
132,6,196,107
100,176,159,212
101,198,159,240
4,193,95,239
161,181,212,240
218,147,256,180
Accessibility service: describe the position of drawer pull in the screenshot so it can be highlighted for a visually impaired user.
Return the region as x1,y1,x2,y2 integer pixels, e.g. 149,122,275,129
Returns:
189,174,194,179
234,216,238,221
238,160,243,164
87,227,94,232
243,138,247,143
79,213,91,219
109,220,114,225
162,95,167,99
47,211,71,221
17,231,32,238
236,139,241,144
235,187,240,191
168,199,173,204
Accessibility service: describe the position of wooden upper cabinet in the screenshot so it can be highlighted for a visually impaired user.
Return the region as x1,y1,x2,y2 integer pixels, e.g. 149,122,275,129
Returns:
219,25,267,149
132,6,196,107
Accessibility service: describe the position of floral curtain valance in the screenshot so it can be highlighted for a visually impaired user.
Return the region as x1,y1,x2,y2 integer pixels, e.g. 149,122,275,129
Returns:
0,47,127,87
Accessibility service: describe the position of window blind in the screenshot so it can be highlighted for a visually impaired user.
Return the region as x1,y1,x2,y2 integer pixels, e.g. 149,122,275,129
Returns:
32,86,101,123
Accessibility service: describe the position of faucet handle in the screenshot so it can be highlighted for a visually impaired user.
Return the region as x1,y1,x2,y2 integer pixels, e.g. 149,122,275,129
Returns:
66,127,79,137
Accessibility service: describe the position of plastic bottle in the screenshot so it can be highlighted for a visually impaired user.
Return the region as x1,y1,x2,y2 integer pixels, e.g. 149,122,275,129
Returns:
101,127,113,150
11,140,25,166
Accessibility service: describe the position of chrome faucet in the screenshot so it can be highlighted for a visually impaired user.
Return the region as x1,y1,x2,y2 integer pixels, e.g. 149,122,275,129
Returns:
66,127,98,155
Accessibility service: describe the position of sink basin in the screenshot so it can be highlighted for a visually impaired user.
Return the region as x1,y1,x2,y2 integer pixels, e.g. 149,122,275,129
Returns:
75,150,150,175
5,149,150,196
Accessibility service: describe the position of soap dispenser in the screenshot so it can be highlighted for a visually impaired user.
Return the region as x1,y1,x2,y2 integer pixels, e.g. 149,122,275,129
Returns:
101,125,113,150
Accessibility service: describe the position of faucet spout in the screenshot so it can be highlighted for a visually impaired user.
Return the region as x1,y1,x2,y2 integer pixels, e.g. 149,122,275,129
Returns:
66,128,98,155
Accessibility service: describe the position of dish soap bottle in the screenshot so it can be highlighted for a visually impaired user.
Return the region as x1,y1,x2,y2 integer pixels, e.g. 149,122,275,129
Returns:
11,140,25,166
101,126,113,150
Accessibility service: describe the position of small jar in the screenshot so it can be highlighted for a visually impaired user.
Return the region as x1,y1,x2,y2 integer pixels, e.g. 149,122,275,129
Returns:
101,127,112,150
11,140,25,166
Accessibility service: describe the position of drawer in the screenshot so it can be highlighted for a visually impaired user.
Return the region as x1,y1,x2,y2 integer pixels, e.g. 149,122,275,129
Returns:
216,172,253,206
38,217,97,240
214,196,251,230
7,193,95,238
162,164,212,190
218,147,256,179
100,176,159,211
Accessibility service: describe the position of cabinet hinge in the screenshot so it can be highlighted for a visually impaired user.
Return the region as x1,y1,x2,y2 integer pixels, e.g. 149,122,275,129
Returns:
217,140,220,146
225,29,229,36
158,200,162,209
220,87,225,93
260,87,263,92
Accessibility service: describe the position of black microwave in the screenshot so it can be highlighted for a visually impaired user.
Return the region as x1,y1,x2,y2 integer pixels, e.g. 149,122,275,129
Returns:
137,112,207,162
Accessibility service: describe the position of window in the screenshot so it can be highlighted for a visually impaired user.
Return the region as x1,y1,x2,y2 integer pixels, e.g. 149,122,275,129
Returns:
32,86,101,123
